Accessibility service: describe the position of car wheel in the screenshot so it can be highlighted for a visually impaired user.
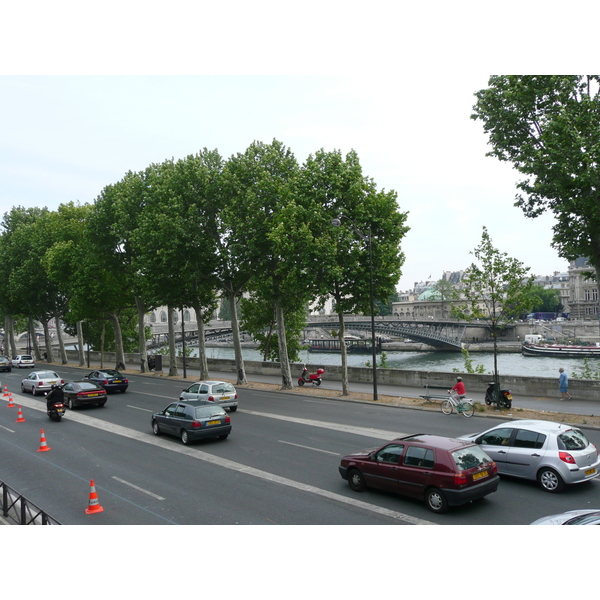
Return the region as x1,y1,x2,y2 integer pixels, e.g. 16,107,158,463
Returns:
181,429,189,445
347,468,366,492
152,421,161,436
97,401,106,407
426,487,449,513
229,406,237,412
32,387,39,396
537,467,565,493
67,398,75,410
219,434,229,440
21,383,26,393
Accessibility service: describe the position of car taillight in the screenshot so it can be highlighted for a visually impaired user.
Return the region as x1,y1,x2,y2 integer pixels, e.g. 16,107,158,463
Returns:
60,380,65,384
102,380,109,385
192,420,202,428
124,379,129,383
234,393,238,399
490,462,497,474
208,396,215,402
454,473,467,485
38,382,44,386
559,451,576,464
225,415,231,424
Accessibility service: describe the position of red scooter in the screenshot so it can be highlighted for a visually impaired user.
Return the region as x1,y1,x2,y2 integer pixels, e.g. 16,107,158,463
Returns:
298,366,325,387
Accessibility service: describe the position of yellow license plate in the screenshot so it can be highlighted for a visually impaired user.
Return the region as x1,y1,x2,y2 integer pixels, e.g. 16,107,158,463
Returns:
114,380,122,383
585,468,596,476
87,393,98,397
207,420,221,425
221,396,229,400
506,394,513,399
473,470,488,480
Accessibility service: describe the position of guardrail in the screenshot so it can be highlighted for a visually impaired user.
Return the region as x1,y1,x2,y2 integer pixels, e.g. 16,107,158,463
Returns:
0,480,61,525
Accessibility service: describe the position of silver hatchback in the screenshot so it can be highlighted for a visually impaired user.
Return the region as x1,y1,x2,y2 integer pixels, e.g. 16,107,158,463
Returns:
179,380,238,411
460,419,600,493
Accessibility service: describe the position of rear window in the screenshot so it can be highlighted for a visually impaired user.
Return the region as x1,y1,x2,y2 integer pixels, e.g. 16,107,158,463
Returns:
452,446,493,471
194,406,226,419
37,371,59,379
78,381,101,390
21,355,33,360
102,370,122,377
558,428,589,451
214,383,236,394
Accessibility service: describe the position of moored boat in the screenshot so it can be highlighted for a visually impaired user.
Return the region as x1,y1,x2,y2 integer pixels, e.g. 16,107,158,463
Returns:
522,343,600,358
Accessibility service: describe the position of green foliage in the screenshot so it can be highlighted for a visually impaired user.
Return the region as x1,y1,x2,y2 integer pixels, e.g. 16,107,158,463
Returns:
364,351,389,369
523,285,562,313
572,358,600,380
452,348,487,374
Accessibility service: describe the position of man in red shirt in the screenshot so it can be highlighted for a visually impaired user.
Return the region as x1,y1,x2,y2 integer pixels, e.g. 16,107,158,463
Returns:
451,377,466,399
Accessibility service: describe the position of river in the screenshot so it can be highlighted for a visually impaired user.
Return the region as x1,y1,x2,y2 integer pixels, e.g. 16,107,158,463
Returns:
190,346,597,378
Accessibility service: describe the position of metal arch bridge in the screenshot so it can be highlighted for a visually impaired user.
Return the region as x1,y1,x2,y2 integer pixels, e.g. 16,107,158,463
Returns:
148,318,470,351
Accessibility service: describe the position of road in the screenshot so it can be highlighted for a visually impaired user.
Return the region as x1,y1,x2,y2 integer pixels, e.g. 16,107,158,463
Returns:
1,363,599,525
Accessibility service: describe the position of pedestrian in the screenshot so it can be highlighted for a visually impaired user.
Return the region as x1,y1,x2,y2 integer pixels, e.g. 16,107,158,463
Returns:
451,376,466,399
558,367,571,400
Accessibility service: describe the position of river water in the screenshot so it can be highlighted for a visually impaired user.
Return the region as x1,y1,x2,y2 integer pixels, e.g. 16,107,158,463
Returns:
192,346,597,378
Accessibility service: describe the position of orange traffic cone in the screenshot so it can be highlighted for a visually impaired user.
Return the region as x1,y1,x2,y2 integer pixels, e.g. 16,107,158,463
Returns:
7,393,15,408
36,429,51,452
85,479,104,514
3,384,8,397
16,406,25,422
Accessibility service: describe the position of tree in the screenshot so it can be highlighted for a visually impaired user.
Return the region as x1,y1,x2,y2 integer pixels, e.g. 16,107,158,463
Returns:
472,75,600,301
524,285,563,314
451,227,535,404
430,278,459,319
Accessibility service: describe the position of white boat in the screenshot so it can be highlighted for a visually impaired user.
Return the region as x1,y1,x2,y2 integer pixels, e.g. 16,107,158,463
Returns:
522,343,600,358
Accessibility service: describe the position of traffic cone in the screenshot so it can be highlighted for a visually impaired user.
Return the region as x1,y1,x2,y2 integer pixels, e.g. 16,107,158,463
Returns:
3,384,8,397
36,429,51,452
16,406,25,422
7,393,15,408
84,479,104,514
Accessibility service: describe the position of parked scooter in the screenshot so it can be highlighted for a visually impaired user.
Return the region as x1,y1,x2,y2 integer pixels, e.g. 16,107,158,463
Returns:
47,401,66,422
298,366,325,387
484,382,513,408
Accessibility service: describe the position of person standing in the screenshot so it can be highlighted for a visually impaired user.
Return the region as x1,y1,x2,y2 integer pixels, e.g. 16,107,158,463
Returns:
558,368,571,400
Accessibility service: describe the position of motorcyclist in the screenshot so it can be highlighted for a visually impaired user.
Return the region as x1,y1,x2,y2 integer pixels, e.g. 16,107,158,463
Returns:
46,383,65,410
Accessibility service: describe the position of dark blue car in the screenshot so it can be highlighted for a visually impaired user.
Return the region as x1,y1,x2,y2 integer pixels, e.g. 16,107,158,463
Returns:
83,369,128,393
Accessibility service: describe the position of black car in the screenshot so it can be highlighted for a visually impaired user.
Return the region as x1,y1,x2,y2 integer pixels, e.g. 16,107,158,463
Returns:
0,356,11,372
152,401,231,445
62,380,108,409
83,369,128,393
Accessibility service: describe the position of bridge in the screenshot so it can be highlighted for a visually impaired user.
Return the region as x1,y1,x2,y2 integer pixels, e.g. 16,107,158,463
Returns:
147,316,487,351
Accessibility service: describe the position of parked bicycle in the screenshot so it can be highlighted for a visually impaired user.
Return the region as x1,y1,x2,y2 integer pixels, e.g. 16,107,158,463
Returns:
441,390,474,418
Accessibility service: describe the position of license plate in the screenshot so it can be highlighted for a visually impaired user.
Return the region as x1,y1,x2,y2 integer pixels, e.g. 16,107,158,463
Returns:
506,394,513,399
585,468,596,476
221,396,229,400
87,393,98,397
473,470,488,480
49,380,57,384
113,380,122,383
207,420,221,425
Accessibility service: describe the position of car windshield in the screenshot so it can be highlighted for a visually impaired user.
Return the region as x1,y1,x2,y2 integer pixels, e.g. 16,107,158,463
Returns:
101,370,122,377
37,371,59,379
194,406,225,419
78,381,101,390
566,512,600,525
558,428,589,451
452,446,493,471
213,383,235,394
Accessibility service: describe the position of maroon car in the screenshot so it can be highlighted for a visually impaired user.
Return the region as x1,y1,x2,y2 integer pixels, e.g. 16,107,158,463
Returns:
339,433,499,513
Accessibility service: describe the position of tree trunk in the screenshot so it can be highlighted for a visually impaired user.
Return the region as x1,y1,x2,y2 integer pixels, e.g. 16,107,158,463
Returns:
228,291,247,385
109,313,126,370
6,315,17,357
337,312,349,395
276,303,292,389
76,321,85,366
167,306,177,376
41,317,54,363
136,296,149,372
30,317,41,361
195,304,209,380
54,312,68,364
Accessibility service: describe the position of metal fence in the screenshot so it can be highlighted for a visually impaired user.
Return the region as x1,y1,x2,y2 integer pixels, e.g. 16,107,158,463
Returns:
0,480,61,525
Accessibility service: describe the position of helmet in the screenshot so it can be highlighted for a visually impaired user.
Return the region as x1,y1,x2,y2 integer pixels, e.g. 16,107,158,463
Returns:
50,384,58,389
456,377,463,382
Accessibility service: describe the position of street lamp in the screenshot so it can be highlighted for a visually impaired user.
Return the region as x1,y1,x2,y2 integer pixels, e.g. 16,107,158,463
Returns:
331,214,378,401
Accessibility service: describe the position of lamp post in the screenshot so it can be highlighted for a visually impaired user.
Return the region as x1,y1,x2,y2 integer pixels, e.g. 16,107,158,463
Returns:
331,215,378,401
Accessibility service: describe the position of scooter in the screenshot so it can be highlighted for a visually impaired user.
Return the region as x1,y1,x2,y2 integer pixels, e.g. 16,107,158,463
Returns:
484,382,513,408
47,402,66,422
298,366,325,387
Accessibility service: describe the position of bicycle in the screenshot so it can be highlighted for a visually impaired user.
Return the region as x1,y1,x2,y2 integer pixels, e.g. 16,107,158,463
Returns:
441,390,474,418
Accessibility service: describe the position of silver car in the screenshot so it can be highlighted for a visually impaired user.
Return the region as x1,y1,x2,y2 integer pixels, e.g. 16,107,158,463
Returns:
21,370,64,396
531,509,600,525
459,419,600,493
179,380,238,411
12,354,35,368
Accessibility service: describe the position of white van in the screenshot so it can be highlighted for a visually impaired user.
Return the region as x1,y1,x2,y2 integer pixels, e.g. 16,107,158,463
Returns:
524,334,543,344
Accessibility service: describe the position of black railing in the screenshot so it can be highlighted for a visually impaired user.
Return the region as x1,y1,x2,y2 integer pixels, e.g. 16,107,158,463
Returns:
1,480,61,525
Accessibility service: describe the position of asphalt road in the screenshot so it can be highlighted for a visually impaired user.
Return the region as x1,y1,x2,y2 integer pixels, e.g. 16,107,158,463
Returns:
1,363,599,525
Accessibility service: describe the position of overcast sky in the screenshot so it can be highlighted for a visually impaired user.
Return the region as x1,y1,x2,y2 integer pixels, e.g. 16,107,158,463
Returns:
2,2,592,293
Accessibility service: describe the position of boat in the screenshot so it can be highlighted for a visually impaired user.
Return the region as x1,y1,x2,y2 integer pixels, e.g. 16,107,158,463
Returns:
522,343,600,358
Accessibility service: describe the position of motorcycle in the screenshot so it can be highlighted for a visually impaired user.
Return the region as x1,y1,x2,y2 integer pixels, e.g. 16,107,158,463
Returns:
298,366,325,387
484,382,513,408
47,402,66,422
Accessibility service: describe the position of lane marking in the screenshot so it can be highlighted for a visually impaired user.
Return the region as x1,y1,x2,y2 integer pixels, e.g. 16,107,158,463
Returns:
239,408,406,440
112,476,166,500
0,424,15,433
9,392,434,525
127,405,154,413
278,440,341,455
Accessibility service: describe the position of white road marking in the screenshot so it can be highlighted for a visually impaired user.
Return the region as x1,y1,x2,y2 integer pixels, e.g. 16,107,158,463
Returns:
8,392,434,525
127,405,154,413
111,476,165,500
278,440,341,455
0,424,15,433
239,408,406,440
